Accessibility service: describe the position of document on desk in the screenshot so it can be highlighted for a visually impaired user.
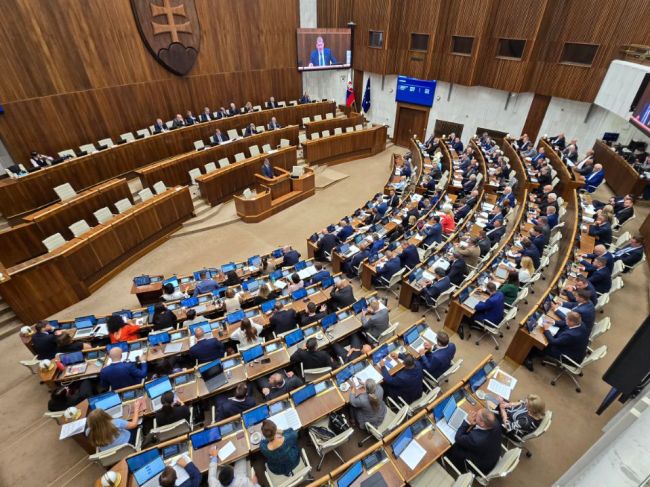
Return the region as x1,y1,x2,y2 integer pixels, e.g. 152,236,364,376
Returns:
274,280,287,290
435,420,457,444
164,342,183,354
60,418,87,440
218,441,236,461
487,379,513,400
172,463,190,484
269,408,302,431
555,307,571,319
422,328,438,345
399,439,427,470
355,365,383,384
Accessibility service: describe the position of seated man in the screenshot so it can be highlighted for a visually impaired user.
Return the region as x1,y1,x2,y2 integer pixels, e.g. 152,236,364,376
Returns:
290,337,334,373
561,289,595,333
447,409,502,474
307,263,330,286
244,123,258,137
419,331,456,379
158,456,201,487
588,256,612,295
189,328,225,364
422,216,443,247
185,110,197,125
563,274,598,305
152,118,167,134
227,102,239,116
266,96,279,109
529,225,548,254
215,383,256,421
516,238,541,269
381,353,423,404
336,220,354,242
280,245,301,267
31,321,60,360
210,128,229,145
329,279,355,310
172,113,185,129
398,241,420,270
472,282,505,327
99,347,148,390
193,271,219,297
199,107,213,122
524,311,589,372
615,196,635,225
269,302,299,335
216,106,229,119
315,228,338,261
342,241,370,278
588,214,612,247
446,251,468,286
422,267,452,302
373,250,402,286
258,371,303,400
454,238,480,269
486,219,506,244
580,244,613,273
267,117,282,130
613,235,644,270
261,158,274,179
360,300,389,341
299,302,327,327
584,163,605,193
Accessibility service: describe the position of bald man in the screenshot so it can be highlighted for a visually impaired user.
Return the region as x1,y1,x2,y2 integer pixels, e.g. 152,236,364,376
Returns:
189,328,225,364
447,408,502,473
99,347,148,390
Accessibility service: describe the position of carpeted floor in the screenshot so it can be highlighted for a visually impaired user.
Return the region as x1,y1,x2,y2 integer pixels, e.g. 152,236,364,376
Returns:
1,147,647,486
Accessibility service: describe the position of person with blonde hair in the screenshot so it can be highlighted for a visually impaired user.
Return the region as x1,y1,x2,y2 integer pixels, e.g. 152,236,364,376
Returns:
259,420,300,475
349,378,387,430
497,393,546,439
518,256,535,284
86,401,143,451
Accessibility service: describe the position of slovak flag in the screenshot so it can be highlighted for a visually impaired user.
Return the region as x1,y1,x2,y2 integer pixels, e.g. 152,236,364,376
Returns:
345,80,355,107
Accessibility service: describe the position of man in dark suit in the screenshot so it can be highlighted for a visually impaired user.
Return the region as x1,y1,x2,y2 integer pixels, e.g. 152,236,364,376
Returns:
299,302,327,327
100,347,148,390
516,238,541,269
244,123,258,137
615,196,634,225
497,186,516,207
259,371,303,400
290,338,334,373
381,353,423,404
269,302,299,335
185,110,197,125
171,114,185,129
419,332,456,379
343,242,370,278
336,220,354,241
281,246,301,267
360,300,389,341
477,231,492,256
581,245,613,273
373,250,402,286
210,129,229,145
152,118,167,134
215,383,256,420
472,282,505,327
525,311,589,371
299,92,311,104
588,214,612,247
329,279,355,310
585,164,605,193
31,321,59,360
266,97,279,109
422,217,443,247
423,267,451,302
564,275,598,305
386,189,399,208
199,107,213,122
588,256,612,294
189,328,225,364
369,234,385,254
614,236,644,269
227,102,239,116
316,228,338,261
446,251,468,286
307,263,331,286
261,159,275,179
451,137,463,153
216,107,229,119
399,241,420,270
267,117,282,130
549,133,566,150
309,36,338,66
561,289,596,332
447,409,502,474
530,226,548,254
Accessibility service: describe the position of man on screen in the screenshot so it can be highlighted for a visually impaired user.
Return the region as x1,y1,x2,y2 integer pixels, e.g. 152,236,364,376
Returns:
309,36,338,67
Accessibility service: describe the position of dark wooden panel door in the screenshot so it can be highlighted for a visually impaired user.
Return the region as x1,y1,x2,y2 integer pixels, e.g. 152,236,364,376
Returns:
522,94,551,141
394,104,429,147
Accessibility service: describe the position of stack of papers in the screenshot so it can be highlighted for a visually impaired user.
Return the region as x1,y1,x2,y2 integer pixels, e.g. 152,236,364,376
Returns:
218,441,236,461
399,440,426,470
60,418,87,440
269,408,302,431
356,365,383,384
486,369,518,400
164,342,183,354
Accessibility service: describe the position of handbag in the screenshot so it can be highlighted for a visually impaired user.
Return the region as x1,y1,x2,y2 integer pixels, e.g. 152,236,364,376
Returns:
328,411,350,435
309,425,335,442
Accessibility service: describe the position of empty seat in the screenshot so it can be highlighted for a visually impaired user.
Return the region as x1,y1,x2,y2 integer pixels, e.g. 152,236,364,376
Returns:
355,124,363,130
54,183,77,201
256,125,265,133
311,133,320,140
279,139,290,148
204,162,217,173
94,207,114,224
79,143,97,155
227,129,239,140
115,198,133,213
69,219,91,238
262,144,273,153
194,140,205,151
322,130,331,137
302,117,311,126
188,168,202,184
234,153,246,162
298,134,308,144
57,149,77,159
97,138,114,149
249,145,261,157
218,158,230,168
136,128,150,138
289,100,298,106
241,128,248,137
334,127,343,135
138,188,154,202
345,126,354,133
153,181,167,194
42,233,66,252
313,114,323,121
120,132,135,143
278,101,287,107
325,112,334,119
165,120,174,129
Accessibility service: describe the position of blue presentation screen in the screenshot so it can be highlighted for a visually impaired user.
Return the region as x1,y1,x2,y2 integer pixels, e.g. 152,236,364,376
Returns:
395,76,437,107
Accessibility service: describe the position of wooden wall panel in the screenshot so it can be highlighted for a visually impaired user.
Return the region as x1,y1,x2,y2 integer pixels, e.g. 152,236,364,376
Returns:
521,94,551,141
317,0,353,27
349,0,391,73
0,0,302,161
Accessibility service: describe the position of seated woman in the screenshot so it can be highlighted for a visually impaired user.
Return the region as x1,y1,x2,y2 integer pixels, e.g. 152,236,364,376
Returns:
86,401,143,451
518,256,535,284
224,288,242,313
286,273,304,294
230,318,264,349
248,283,279,308
499,272,520,306
152,303,178,331
497,393,546,440
224,270,241,287
259,419,300,476
107,315,141,343
349,378,387,430
154,390,191,428
55,332,87,354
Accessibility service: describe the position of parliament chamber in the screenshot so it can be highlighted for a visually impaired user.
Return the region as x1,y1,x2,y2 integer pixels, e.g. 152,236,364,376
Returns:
1,1,649,487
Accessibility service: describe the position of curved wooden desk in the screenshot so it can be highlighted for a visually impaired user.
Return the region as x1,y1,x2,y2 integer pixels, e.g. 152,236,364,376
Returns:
302,124,388,166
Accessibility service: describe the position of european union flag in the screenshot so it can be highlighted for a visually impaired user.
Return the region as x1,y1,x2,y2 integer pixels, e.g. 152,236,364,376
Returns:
362,78,371,113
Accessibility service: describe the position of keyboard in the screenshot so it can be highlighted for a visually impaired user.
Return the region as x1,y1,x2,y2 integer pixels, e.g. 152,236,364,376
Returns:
448,408,468,430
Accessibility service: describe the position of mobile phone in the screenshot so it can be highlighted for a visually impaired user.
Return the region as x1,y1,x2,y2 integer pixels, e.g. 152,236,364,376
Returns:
261,357,271,364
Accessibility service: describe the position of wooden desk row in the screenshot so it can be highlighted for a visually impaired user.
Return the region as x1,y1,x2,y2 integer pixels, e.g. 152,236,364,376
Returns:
135,126,300,190
0,187,194,325
0,101,334,220
304,112,364,138
302,125,388,167
537,139,583,201
0,178,133,268
592,139,646,196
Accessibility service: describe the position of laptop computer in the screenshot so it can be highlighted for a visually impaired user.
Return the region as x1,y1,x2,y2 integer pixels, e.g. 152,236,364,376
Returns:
163,276,179,290
144,376,174,411
291,288,308,300
199,360,227,392
434,397,468,442
88,391,123,418
190,425,222,450
132,454,166,487
242,344,264,363
352,298,368,315
469,368,487,392
243,404,270,428
284,328,304,348
463,293,481,309
391,427,413,458
73,315,97,338
261,299,276,314
337,460,363,487
226,310,245,324
494,266,509,280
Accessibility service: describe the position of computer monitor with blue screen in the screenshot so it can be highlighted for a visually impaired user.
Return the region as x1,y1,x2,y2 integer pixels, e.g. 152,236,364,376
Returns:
189,322,211,336
321,277,334,288
127,449,160,472
339,244,350,255
145,376,173,399
88,391,121,411
337,460,363,487
469,368,487,392
248,255,262,267
270,270,283,281
113,310,133,320
352,298,367,314
180,297,199,308
261,299,276,313
74,315,96,329
403,327,420,345
243,279,259,292
321,313,337,329
190,426,222,450
221,263,236,273
133,455,165,486
443,397,458,422
392,427,413,457
335,365,353,384
243,405,269,427
433,397,452,421
272,248,283,258
295,261,306,271
291,384,316,406
213,287,227,298
163,276,179,289
372,344,390,364
242,344,264,363
291,288,307,300
284,329,304,347
107,341,129,353
227,310,245,324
